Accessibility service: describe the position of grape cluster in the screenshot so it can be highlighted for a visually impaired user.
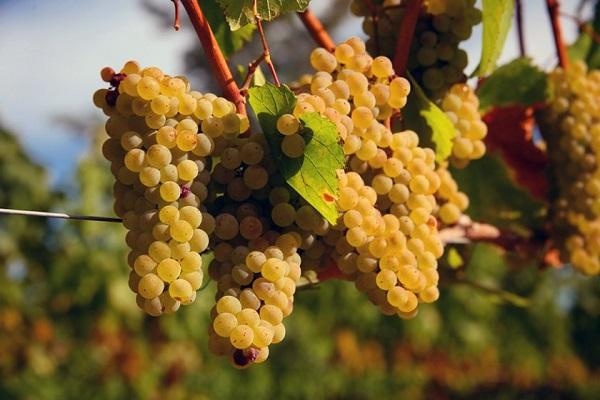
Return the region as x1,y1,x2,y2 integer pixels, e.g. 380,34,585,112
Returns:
199,128,304,366
350,0,481,99
93,61,247,315
207,233,300,367
92,36,466,367
295,37,445,317
441,83,487,167
203,110,348,365
539,61,600,275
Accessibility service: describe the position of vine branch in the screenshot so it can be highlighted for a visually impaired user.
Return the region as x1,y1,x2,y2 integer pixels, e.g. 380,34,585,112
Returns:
392,0,422,76
438,215,543,255
561,12,600,45
254,1,280,87
171,0,181,31
365,0,381,55
240,54,267,94
180,0,246,114
515,0,526,57
448,275,530,307
297,9,335,52
546,0,569,69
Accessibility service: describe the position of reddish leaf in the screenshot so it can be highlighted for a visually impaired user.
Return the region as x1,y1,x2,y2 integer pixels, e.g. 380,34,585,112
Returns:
483,106,548,200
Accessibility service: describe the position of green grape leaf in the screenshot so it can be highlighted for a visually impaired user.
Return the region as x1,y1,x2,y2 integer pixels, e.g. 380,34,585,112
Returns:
403,75,456,162
235,64,266,86
569,34,593,63
204,0,255,57
475,0,514,76
451,153,545,230
460,245,530,308
217,0,310,30
477,58,550,111
568,1,600,69
248,83,344,224
252,65,267,87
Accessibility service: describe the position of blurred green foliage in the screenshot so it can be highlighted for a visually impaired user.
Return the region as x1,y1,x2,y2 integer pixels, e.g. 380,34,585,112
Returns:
0,124,598,399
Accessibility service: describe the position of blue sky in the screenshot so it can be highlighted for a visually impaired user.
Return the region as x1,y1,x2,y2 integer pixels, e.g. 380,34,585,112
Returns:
0,0,590,186
0,0,190,185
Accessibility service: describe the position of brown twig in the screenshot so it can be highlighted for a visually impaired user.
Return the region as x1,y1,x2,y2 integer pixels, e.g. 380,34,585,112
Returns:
180,0,246,114
364,0,381,55
546,0,569,69
253,1,280,87
515,0,526,57
448,274,531,307
392,0,422,76
240,54,267,94
171,0,181,31
437,215,544,256
297,9,335,52
561,12,600,45
439,217,501,245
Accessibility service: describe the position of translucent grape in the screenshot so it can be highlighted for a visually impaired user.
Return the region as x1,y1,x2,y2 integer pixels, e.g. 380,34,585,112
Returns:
170,220,194,242
168,278,194,302
138,273,165,299
157,258,181,283
276,114,300,136
281,134,306,158
213,312,238,337
160,181,181,202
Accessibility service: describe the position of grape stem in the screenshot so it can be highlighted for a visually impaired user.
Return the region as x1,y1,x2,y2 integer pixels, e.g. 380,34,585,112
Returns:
0,208,121,223
392,0,422,76
447,274,531,307
561,12,600,45
364,0,381,55
439,215,502,244
171,0,181,31
546,0,569,69
439,215,548,263
515,0,526,57
253,0,280,87
240,54,267,95
297,9,335,52
180,0,246,114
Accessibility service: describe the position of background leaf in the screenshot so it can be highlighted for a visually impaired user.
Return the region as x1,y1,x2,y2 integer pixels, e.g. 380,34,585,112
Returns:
403,76,456,162
568,1,600,69
451,153,545,230
476,0,514,76
483,106,548,200
252,65,267,87
217,0,310,30
203,0,255,57
477,58,550,111
248,83,344,224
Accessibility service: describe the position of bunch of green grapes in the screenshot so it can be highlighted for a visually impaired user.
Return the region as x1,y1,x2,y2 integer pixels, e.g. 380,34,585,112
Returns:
351,0,481,99
291,37,445,317
93,61,248,315
89,35,470,367
201,116,332,366
206,233,301,367
538,61,600,275
441,83,487,167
